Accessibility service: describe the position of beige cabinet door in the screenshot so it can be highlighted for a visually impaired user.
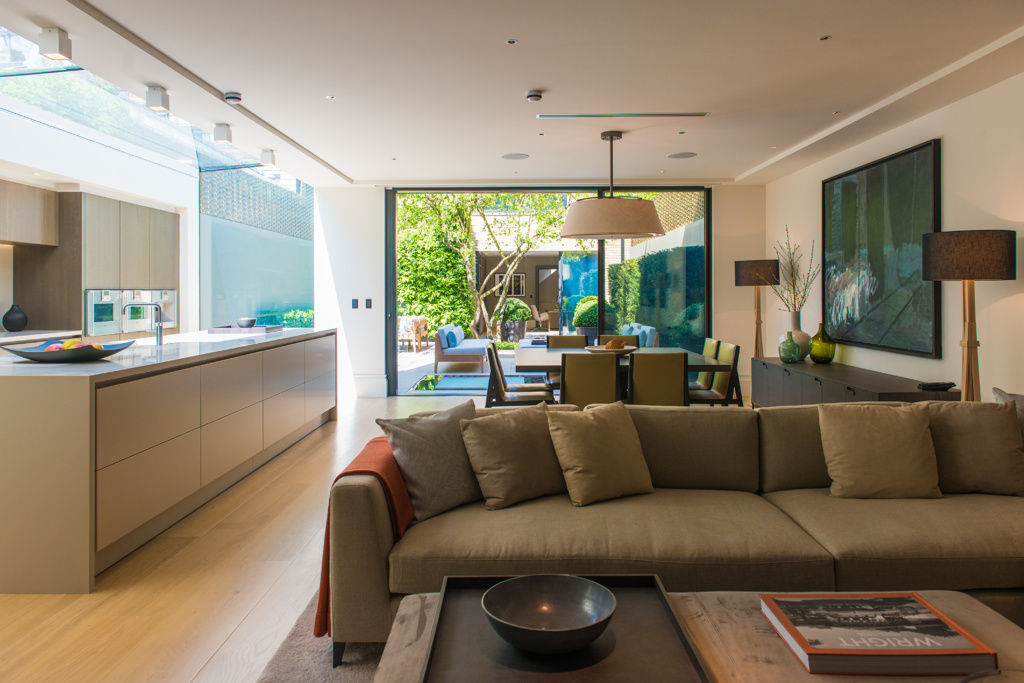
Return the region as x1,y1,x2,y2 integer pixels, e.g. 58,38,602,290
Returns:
200,403,262,486
149,209,179,290
263,384,306,448
0,179,58,246
263,342,305,399
304,335,336,381
119,202,150,288
83,194,120,289
200,352,262,425
305,372,337,421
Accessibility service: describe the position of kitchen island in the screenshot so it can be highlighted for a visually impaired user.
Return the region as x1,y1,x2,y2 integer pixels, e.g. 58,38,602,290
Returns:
0,327,337,593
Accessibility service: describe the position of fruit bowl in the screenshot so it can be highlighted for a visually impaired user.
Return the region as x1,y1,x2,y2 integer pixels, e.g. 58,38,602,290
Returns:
3,339,135,363
584,345,637,356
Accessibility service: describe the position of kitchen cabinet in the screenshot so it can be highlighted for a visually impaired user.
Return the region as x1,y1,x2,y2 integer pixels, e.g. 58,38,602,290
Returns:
0,179,57,246
263,342,305,399
200,353,262,425
263,383,306,448
200,403,263,486
149,208,178,289
83,194,120,288
119,202,151,288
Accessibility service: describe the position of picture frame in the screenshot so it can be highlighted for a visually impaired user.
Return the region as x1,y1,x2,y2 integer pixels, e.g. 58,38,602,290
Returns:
495,272,526,296
821,139,942,358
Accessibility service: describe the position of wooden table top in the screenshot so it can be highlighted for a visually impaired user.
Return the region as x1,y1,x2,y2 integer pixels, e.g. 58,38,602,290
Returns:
375,590,1024,683
514,346,727,373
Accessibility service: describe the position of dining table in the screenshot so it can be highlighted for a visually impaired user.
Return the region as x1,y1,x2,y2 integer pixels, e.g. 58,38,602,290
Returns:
513,345,729,374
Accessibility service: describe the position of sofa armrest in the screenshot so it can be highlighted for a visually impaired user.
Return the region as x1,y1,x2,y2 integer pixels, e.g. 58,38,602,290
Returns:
329,474,396,642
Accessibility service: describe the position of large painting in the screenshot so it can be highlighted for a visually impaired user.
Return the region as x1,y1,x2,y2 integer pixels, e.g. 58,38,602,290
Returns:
822,139,941,357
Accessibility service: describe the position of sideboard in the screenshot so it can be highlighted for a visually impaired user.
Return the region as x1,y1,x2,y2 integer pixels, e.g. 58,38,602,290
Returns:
751,357,961,407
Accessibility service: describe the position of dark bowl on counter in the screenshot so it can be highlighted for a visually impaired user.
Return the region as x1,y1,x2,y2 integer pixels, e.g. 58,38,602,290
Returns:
3,339,135,363
481,574,616,654
236,317,257,328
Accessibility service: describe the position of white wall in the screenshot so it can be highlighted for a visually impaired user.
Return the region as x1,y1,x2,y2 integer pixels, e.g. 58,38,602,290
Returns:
765,72,1024,399
315,186,387,398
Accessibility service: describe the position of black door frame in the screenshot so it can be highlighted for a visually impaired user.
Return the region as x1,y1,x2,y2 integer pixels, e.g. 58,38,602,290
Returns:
385,186,711,395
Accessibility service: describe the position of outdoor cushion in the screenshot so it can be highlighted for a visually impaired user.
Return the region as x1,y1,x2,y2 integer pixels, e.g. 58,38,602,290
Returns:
764,488,1024,591
437,324,453,348
445,331,458,348
442,338,488,355
453,326,465,345
638,328,648,347
389,489,834,594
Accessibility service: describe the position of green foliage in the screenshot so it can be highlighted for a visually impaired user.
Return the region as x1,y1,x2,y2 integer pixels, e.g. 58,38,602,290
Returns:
493,340,519,350
572,299,599,327
396,224,474,335
499,298,532,321
609,261,640,326
282,308,314,327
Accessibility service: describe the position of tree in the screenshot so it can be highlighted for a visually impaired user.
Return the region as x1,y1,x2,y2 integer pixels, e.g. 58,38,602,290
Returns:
397,193,569,338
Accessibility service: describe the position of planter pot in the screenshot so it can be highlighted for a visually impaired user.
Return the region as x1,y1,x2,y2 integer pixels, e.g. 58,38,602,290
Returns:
778,311,810,361
501,320,527,343
2,304,27,332
575,326,599,346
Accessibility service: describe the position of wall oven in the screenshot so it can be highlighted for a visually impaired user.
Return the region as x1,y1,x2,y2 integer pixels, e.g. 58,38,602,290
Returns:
85,289,177,336
84,289,122,336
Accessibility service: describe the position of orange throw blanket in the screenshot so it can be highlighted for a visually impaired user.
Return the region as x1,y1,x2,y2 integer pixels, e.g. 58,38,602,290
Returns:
313,436,413,638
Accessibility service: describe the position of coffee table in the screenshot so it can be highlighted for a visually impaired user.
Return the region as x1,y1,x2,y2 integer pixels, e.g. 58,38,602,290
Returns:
374,591,1024,682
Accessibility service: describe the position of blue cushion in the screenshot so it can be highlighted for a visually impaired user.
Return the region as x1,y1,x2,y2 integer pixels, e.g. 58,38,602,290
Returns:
621,324,634,335
638,329,648,347
446,331,458,348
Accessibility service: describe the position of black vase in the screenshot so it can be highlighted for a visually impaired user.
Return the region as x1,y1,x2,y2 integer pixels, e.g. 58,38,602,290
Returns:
2,304,28,332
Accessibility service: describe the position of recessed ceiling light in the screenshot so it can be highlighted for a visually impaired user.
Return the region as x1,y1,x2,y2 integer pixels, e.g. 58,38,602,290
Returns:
832,111,841,116
505,38,518,45
678,131,686,135
658,170,665,175
501,153,529,160
325,95,336,101
31,172,41,176
667,152,697,159
39,27,71,60
819,35,832,41
768,145,777,149
391,157,397,161
538,132,545,136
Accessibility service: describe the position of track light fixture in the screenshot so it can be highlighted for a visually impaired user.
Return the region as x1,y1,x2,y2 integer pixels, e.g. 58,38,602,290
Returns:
213,123,232,144
260,149,277,166
39,27,72,61
146,85,169,112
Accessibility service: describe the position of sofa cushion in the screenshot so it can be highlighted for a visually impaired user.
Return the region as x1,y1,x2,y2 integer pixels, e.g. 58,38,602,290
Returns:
389,489,835,594
442,338,488,356
764,488,1024,591
626,405,759,491
436,324,453,348
547,402,653,506
758,405,833,492
460,403,566,509
819,404,940,499
923,401,1024,495
993,388,1024,444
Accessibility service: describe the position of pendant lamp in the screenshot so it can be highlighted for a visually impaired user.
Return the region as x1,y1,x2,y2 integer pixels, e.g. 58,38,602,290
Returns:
560,131,665,240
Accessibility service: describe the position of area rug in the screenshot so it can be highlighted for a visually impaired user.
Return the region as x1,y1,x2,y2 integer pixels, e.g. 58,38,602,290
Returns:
257,595,383,682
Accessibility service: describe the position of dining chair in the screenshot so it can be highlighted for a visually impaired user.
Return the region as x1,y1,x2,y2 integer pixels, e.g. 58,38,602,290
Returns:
559,352,617,408
689,338,721,391
547,335,587,348
529,304,552,332
629,352,689,406
598,334,640,347
689,341,743,406
485,343,554,407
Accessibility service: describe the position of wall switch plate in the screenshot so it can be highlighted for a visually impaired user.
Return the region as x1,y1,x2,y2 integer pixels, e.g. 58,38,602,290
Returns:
365,298,372,309
351,299,359,309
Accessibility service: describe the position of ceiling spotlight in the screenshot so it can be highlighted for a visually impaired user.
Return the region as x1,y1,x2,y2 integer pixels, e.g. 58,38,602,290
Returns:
526,90,543,103
501,153,530,160
213,123,232,144
505,38,518,45
325,95,336,101
260,148,277,166
146,85,169,112
819,35,832,41
39,27,72,60
223,91,242,105
667,152,697,159
832,110,841,116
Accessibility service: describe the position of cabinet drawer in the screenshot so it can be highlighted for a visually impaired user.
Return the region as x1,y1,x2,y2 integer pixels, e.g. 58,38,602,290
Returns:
263,343,305,399
263,384,306,448
201,353,262,424
96,429,200,550
201,403,262,486
780,366,802,405
800,374,823,405
304,335,336,381
305,373,336,421
96,367,201,469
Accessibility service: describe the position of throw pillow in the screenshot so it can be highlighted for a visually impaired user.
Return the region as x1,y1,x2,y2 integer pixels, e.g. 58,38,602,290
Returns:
924,401,1024,495
546,401,654,506
993,387,1024,444
375,400,481,521
818,404,941,499
460,403,566,509
446,331,458,348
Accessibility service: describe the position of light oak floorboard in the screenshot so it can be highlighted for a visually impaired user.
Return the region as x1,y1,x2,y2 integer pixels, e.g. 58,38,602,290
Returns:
0,395,477,683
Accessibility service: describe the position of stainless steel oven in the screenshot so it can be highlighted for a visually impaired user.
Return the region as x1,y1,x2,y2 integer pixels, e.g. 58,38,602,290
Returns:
84,289,121,336
121,290,152,334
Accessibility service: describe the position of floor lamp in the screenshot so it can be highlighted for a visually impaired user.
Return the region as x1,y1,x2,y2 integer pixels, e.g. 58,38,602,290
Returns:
922,230,1016,402
735,259,780,359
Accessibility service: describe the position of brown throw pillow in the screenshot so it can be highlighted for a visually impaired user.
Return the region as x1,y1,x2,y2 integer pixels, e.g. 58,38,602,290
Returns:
376,400,481,521
993,387,1024,444
924,401,1024,495
460,403,566,509
546,401,653,506
818,404,941,499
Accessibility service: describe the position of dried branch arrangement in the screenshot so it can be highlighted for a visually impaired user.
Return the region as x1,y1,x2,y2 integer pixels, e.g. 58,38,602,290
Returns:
769,225,820,312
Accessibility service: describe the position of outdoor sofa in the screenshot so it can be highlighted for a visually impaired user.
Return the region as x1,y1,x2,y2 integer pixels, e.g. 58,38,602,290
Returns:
433,323,488,372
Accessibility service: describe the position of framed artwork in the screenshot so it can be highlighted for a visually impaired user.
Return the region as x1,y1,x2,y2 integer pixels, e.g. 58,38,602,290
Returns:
821,139,942,357
495,273,526,296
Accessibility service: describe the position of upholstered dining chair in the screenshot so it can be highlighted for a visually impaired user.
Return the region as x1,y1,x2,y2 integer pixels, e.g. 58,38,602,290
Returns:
529,304,556,332
689,338,721,391
544,334,587,387
689,341,743,406
559,352,617,408
598,334,640,347
629,352,689,406
485,343,554,407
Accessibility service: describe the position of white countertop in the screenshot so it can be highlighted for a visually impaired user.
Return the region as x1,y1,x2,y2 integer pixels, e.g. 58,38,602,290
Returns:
0,328,336,381
0,330,81,346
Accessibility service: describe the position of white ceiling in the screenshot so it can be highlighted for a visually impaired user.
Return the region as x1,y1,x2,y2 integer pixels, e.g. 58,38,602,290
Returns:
1,0,1023,188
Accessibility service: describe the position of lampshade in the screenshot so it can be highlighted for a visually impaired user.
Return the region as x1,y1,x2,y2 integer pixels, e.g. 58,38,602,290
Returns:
921,230,1016,281
735,259,780,286
560,196,665,240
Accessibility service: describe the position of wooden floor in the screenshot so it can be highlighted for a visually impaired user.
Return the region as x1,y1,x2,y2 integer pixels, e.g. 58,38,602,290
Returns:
0,395,476,683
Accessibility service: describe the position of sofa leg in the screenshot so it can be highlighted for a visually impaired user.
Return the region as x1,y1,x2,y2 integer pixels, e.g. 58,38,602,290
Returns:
332,641,346,667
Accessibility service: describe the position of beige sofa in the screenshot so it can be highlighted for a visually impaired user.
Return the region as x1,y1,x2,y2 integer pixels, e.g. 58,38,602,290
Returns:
327,403,1024,657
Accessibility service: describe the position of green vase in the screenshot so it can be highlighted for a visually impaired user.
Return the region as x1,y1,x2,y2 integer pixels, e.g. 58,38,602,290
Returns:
809,323,836,364
779,331,801,363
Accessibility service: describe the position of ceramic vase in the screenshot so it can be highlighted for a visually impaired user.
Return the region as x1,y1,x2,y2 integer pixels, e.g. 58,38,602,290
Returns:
2,304,27,332
779,331,801,363
779,311,810,360
809,323,837,364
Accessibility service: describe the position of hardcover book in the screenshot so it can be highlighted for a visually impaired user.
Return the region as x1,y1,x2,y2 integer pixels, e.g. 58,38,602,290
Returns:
759,593,997,675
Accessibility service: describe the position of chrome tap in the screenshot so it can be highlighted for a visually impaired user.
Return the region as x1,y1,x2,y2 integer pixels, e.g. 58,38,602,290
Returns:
123,302,164,345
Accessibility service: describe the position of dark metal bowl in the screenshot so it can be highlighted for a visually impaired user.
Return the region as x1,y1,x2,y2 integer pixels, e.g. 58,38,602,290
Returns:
481,575,616,654
3,339,135,363
236,317,257,328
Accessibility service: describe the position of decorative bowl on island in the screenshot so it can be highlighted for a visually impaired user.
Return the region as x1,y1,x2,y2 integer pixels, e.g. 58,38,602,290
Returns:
3,339,135,363
236,317,257,328
481,574,616,654
584,345,637,356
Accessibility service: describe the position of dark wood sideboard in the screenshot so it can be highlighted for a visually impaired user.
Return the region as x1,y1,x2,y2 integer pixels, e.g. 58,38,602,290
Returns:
751,357,961,407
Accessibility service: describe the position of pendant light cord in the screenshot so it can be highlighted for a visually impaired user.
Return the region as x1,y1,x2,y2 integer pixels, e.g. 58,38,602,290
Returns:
608,135,615,197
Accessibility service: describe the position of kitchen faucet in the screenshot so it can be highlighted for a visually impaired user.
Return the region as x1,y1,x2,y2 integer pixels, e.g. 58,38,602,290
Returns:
122,302,164,345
